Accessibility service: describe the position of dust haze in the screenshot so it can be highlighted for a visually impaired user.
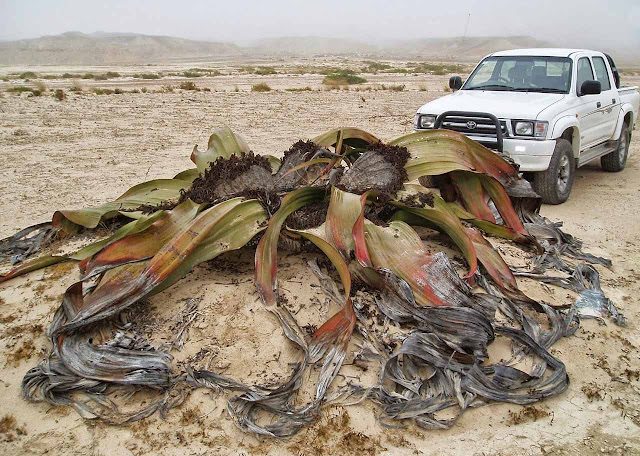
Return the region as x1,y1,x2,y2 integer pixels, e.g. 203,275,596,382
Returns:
1,0,639,54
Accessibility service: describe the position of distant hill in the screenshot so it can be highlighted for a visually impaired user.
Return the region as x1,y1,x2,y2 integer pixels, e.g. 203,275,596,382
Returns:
388,35,555,60
243,36,378,56
0,32,242,64
1,32,637,65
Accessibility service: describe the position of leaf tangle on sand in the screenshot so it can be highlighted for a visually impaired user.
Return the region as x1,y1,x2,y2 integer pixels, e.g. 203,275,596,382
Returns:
0,127,622,436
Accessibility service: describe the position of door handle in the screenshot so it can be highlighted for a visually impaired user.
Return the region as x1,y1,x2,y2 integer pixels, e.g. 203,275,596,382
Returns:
612,98,616,104
597,102,602,108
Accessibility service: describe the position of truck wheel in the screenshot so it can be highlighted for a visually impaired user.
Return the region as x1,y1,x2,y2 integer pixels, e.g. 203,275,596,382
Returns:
601,123,630,172
533,139,575,204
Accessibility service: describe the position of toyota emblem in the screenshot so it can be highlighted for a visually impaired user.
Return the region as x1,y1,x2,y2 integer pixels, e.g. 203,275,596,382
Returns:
466,121,477,130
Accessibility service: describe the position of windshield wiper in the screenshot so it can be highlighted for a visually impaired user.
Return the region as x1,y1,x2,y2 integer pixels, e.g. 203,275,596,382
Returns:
466,84,513,90
513,87,567,93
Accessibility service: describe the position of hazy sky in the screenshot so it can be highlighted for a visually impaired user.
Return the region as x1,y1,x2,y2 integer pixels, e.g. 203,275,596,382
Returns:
1,0,639,48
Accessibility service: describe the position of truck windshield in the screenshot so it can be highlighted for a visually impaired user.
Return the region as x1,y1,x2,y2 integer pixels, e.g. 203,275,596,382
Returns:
463,56,572,94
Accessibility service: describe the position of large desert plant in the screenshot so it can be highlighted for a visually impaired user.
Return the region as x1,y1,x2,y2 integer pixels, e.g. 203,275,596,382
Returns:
0,126,620,437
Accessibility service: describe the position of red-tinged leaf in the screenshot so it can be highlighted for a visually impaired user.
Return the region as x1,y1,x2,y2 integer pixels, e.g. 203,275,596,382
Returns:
0,255,67,283
255,187,326,308
289,229,357,400
82,199,203,278
390,129,519,186
392,196,478,279
1,211,170,283
445,202,530,243
290,230,356,351
144,198,252,283
450,171,496,223
352,191,373,268
478,175,528,236
325,186,362,260
464,226,519,293
56,199,266,334
363,221,450,307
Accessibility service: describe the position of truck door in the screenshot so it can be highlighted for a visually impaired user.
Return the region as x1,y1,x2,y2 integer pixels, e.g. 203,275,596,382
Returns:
591,55,618,141
575,57,601,148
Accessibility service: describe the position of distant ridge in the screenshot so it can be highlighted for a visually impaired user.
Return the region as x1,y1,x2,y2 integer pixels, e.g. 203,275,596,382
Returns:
243,36,378,56
389,35,555,59
244,35,554,60
0,32,637,65
0,32,242,65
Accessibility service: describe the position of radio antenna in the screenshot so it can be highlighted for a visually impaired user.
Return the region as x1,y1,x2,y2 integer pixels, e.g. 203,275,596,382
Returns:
462,13,471,46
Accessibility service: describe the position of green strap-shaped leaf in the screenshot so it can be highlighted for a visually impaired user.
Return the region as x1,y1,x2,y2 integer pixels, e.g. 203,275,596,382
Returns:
389,130,518,186
445,201,529,242
173,168,200,182
449,171,496,223
464,226,519,293
53,178,192,232
191,126,251,174
363,220,451,307
390,129,519,186
0,210,169,283
254,187,326,308
477,175,528,236
264,155,282,174
325,186,362,260
312,127,379,149
55,198,267,334
82,199,204,278
392,195,478,278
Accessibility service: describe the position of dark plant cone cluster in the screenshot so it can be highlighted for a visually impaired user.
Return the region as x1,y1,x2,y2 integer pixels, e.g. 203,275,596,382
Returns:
0,127,624,436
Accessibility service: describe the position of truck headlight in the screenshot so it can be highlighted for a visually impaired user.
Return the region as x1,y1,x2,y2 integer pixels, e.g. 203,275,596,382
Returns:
514,121,533,136
419,114,437,129
513,120,548,138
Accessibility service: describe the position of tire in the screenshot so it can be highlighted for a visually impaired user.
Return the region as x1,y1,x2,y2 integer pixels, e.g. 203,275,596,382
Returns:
601,123,630,172
533,139,575,205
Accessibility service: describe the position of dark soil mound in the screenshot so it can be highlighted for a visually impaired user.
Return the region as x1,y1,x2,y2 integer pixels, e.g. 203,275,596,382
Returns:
284,199,329,230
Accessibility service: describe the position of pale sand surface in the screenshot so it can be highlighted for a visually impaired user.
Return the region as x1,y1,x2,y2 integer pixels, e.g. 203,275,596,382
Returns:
0,62,639,455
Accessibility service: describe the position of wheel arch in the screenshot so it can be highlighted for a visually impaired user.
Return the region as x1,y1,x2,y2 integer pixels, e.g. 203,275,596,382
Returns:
613,105,634,140
551,117,580,158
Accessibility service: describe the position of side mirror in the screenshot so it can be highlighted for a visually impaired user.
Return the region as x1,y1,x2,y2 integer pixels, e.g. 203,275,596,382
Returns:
580,80,601,96
449,76,463,91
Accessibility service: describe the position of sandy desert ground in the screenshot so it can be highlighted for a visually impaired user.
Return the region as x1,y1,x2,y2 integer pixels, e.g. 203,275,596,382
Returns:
0,60,639,455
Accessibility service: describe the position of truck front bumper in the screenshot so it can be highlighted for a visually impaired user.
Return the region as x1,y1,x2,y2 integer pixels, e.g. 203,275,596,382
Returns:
467,135,557,172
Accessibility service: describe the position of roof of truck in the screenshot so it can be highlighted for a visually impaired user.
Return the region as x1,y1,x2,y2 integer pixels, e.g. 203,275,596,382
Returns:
490,48,594,58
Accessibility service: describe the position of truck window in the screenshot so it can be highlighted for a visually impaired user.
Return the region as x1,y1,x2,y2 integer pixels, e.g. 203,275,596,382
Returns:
472,59,498,86
592,56,611,91
605,53,621,88
464,56,571,93
498,61,516,80
576,57,595,94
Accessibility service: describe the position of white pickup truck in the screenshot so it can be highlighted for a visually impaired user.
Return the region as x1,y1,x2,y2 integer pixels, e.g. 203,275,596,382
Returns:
414,49,640,203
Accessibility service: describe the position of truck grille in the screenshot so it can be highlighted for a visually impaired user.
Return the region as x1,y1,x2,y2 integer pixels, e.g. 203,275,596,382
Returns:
439,116,508,138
